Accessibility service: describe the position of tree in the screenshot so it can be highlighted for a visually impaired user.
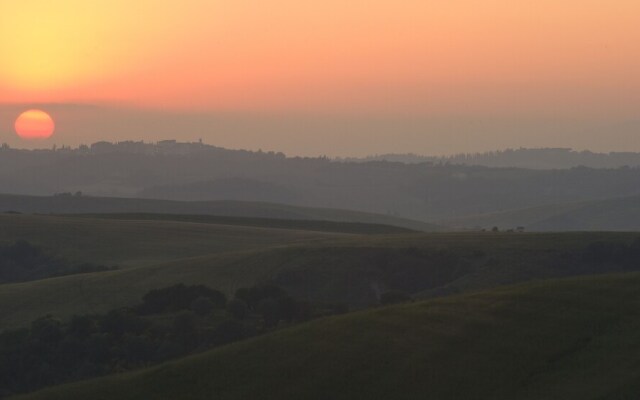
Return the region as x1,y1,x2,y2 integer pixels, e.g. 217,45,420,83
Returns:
191,297,215,317
227,299,248,320
120,334,155,364
100,309,146,337
258,298,280,328
277,296,297,323
139,284,226,314
171,311,200,351
235,284,288,310
3,240,41,262
67,315,96,339
85,333,111,364
29,316,62,345
211,319,245,345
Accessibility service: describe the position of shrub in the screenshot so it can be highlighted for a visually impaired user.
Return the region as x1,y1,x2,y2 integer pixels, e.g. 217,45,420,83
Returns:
234,284,288,310
139,284,227,314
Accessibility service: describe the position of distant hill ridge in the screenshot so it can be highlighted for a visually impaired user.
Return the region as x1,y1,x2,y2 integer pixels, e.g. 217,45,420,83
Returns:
7,142,640,169
5,141,640,222
0,193,439,232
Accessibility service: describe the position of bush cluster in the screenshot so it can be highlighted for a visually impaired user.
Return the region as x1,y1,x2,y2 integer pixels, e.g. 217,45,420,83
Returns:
0,283,346,397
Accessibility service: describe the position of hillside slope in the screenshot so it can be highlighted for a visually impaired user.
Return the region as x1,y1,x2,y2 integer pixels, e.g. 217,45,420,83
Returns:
443,194,640,231
0,194,439,232
0,213,340,267
16,272,640,400
71,213,417,235
3,230,640,330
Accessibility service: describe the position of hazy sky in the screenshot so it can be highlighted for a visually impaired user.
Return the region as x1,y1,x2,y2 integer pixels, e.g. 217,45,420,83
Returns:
0,1,639,156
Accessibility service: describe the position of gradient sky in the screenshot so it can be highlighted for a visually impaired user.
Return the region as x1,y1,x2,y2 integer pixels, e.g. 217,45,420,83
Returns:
0,0,639,156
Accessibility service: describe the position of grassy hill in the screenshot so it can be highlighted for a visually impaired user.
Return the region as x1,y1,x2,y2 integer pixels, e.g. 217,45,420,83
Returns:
15,272,640,400
0,213,341,267
69,213,417,235
443,194,640,231
3,226,640,329
0,212,413,328
0,193,440,232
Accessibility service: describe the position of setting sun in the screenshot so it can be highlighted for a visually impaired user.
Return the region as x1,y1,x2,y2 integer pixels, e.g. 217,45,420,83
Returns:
1,2,640,398
14,110,55,140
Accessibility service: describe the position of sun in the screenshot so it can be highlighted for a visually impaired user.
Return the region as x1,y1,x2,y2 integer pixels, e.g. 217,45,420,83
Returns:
14,110,55,140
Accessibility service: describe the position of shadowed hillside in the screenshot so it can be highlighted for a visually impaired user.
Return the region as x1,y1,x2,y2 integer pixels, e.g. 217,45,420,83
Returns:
3,220,640,330
15,272,640,400
0,213,341,267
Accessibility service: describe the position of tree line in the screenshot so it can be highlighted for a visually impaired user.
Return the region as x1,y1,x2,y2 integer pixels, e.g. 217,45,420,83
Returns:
0,283,348,397
0,240,115,284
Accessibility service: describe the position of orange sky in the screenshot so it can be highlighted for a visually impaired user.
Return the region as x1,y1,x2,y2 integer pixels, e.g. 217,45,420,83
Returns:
0,1,639,154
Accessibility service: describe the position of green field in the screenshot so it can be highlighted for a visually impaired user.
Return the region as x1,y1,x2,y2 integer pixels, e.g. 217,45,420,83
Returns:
4,211,640,399
0,213,344,267
16,272,640,400
2,212,639,329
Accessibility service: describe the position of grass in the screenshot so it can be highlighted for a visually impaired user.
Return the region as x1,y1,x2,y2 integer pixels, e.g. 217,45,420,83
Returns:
15,272,640,400
66,213,418,234
0,193,441,232
2,224,640,330
0,213,343,267
0,251,268,329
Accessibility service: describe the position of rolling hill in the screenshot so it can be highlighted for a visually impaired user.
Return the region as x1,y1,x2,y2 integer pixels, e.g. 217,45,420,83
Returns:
0,212,413,328
0,213,342,267
15,272,640,400
3,219,640,330
0,193,440,232
6,144,640,222
443,194,640,231
69,213,418,235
